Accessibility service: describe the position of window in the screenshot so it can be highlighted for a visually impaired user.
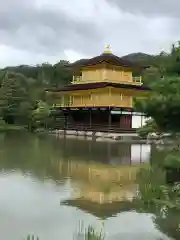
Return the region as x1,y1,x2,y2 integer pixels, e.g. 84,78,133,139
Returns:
76,96,81,104
102,69,107,80
69,96,73,105
89,93,92,101
120,93,123,100
80,96,83,104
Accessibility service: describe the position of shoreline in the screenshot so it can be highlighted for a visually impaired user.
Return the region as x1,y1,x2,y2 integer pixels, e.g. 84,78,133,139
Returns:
47,129,149,143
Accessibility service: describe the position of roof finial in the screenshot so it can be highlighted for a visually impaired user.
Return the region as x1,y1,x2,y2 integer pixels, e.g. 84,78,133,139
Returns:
104,45,112,54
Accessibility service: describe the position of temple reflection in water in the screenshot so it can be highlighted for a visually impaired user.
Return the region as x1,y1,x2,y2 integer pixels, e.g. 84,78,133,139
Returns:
52,138,152,219
0,134,152,219
55,137,151,164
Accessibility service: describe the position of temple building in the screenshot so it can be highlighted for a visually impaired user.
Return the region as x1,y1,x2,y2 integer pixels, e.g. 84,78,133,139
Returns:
47,45,150,132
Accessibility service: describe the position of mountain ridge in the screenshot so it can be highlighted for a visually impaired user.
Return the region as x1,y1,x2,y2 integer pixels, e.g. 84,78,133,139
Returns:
0,52,154,70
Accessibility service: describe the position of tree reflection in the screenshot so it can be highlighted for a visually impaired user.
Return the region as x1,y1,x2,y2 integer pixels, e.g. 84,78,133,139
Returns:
135,146,180,239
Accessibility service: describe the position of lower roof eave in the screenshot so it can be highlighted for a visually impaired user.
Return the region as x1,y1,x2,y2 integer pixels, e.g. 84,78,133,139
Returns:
46,82,150,93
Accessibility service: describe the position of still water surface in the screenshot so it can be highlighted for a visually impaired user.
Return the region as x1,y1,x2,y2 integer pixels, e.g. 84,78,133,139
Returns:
0,133,170,240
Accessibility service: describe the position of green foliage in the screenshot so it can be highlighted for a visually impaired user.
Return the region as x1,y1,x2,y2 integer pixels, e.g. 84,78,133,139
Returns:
164,152,180,169
76,224,105,240
0,72,52,130
83,226,104,240
0,117,26,132
135,147,180,239
137,119,158,137
0,118,6,126
0,72,31,124
0,59,73,131
136,165,166,213
135,76,180,133
0,70,6,85
32,101,51,129
33,101,51,120
1,61,72,88
121,52,153,65
23,225,104,240
53,60,73,87
142,66,161,85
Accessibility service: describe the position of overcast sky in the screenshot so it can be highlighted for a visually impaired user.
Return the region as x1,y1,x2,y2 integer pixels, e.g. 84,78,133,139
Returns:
0,0,180,67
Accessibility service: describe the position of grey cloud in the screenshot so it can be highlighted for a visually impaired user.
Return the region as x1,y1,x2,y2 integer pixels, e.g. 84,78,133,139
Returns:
0,0,103,56
105,0,180,18
1,0,180,68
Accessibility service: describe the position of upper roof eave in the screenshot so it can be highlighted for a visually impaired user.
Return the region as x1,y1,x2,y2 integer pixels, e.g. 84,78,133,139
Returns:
66,53,148,69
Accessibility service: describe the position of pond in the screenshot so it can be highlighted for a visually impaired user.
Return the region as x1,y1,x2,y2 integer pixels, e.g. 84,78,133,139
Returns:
0,133,172,240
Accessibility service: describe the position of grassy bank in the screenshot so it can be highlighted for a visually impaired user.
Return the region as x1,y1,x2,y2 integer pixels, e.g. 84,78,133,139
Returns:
0,124,27,132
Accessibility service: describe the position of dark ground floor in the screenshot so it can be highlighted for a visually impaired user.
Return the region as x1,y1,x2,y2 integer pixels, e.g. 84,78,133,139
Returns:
51,107,146,132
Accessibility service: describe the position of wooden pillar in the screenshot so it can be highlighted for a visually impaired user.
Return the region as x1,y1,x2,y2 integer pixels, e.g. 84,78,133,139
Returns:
64,111,68,130
129,114,132,129
108,108,111,132
140,144,142,163
140,114,143,127
89,108,92,129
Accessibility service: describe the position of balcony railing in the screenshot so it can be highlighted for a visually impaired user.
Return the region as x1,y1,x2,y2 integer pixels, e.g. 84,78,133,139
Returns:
71,76,142,85
53,103,70,108
71,76,82,84
132,76,142,85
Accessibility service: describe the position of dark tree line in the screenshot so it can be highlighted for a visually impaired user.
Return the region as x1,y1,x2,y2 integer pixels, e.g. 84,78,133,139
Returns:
0,61,73,130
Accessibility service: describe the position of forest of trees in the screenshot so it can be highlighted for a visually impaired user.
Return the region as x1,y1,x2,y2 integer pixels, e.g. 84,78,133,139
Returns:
0,41,180,131
0,60,73,131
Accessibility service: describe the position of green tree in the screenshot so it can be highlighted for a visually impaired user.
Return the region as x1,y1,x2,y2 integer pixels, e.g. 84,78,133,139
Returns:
135,76,180,134
53,60,72,87
137,119,159,138
166,41,180,76
32,101,51,129
17,101,34,130
0,70,6,85
0,72,31,124
142,66,161,85
134,71,180,239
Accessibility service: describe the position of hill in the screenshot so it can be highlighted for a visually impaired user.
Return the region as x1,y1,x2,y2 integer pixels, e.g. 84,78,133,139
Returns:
121,52,154,64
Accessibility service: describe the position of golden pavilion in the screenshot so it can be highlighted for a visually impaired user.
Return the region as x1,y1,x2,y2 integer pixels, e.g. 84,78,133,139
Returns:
47,45,150,132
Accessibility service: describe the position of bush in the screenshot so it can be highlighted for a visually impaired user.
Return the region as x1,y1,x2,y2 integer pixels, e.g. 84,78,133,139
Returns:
0,118,6,126
137,119,159,138
164,153,180,169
